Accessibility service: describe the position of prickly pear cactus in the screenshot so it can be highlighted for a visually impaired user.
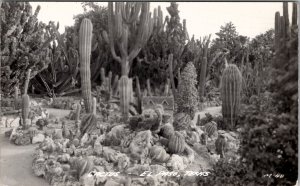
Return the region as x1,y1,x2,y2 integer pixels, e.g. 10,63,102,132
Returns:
79,18,93,113
220,64,242,129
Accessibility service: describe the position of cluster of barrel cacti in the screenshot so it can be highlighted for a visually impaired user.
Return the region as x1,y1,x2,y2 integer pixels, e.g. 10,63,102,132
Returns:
220,64,243,129
0,2,55,96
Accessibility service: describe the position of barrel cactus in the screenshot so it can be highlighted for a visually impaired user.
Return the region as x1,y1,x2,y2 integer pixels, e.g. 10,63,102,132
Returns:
149,145,170,162
204,121,218,138
79,18,93,113
168,131,186,154
220,64,242,129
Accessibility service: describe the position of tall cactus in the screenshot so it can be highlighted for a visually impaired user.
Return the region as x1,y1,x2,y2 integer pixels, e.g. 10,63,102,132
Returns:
22,69,31,127
220,64,242,129
119,76,130,121
103,2,153,119
79,18,93,113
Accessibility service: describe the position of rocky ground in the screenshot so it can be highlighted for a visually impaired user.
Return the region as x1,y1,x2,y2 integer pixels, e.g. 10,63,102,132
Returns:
0,108,70,186
0,103,222,186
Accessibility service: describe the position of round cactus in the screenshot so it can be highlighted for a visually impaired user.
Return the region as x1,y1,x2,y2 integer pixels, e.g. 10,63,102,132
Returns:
160,123,175,139
168,131,186,154
204,121,217,138
149,145,170,162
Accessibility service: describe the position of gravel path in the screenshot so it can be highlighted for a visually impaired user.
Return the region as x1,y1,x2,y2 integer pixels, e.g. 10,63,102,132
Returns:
0,108,70,186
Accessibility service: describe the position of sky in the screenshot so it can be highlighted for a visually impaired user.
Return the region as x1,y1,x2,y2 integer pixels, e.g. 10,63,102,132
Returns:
30,2,294,40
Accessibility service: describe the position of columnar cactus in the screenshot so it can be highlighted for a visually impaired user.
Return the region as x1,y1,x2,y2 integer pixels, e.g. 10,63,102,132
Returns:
103,2,153,119
22,69,31,127
79,18,93,113
220,64,242,129
119,76,130,121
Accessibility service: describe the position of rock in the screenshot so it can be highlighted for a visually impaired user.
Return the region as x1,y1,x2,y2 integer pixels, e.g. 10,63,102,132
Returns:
53,129,63,139
104,179,122,186
129,130,152,163
166,154,187,171
14,134,31,145
32,133,45,144
5,129,13,138
32,161,46,177
80,173,95,186
61,164,71,171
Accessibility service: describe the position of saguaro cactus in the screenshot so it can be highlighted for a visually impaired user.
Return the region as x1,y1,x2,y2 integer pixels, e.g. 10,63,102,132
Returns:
79,18,93,113
103,2,153,119
220,64,242,129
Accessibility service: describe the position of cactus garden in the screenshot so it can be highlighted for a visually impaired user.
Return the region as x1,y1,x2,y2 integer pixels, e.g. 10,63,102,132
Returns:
0,2,298,186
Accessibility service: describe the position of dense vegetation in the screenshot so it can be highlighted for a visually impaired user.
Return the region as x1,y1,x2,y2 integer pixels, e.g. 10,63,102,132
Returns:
0,2,297,186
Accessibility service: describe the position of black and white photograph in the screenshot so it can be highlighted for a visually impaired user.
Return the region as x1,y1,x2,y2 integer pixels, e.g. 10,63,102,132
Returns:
0,1,298,186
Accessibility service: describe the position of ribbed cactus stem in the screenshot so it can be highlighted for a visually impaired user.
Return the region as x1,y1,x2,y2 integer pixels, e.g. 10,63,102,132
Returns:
221,64,242,129
274,12,281,50
198,35,211,100
14,86,19,109
136,76,142,114
164,78,170,96
119,76,130,121
92,97,97,115
24,69,31,94
79,18,93,113
147,79,152,96
100,68,105,84
292,3,297,26
168,54,176,97
108,71,112,94
22,94,30,126
75,103,81,122
283,2,289,38
112,75,119,96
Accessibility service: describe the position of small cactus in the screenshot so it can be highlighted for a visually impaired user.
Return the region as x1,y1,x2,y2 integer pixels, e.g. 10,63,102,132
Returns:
168,131,186,154
204,121,217,138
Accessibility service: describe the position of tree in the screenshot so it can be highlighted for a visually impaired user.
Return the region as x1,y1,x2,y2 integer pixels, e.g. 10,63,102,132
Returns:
1,2,55,96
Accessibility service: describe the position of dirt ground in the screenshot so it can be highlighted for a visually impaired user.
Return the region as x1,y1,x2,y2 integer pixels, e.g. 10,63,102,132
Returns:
0,106,221,186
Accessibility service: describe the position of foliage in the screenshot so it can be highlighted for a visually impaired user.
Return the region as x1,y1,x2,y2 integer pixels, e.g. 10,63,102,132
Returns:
208,22,249,88
1,2,55,96
241,29,274,103
203,3,298,185
176,62,198,118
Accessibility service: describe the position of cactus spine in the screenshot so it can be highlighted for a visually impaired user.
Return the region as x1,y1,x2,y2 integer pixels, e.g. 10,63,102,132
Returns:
79,18,93,113
22,69,31,127
220,64,242,129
